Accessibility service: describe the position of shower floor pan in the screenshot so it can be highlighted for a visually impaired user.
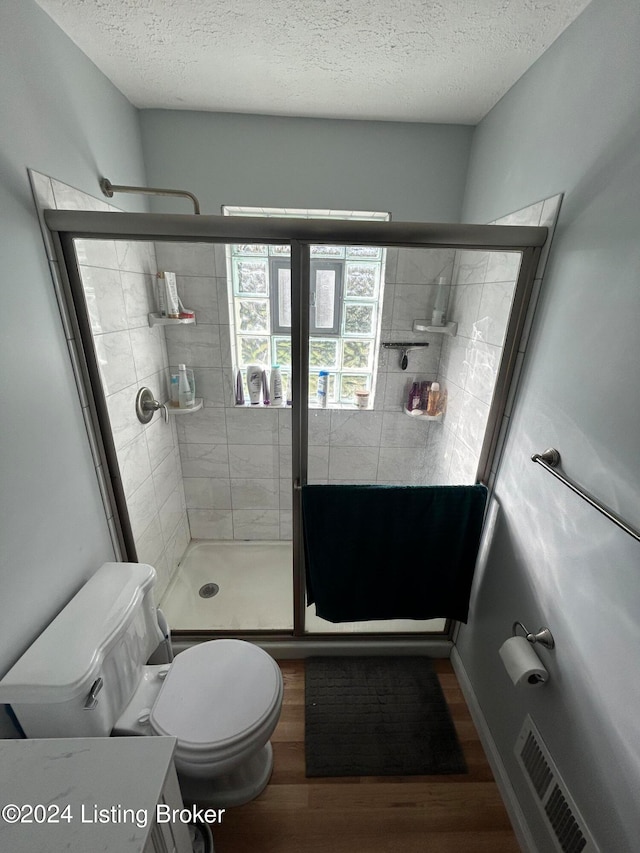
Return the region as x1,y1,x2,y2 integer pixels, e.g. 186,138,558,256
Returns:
160,540,445,634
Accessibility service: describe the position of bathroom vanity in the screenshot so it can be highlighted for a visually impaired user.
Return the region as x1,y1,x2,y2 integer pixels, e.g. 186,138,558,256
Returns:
0,736,193,852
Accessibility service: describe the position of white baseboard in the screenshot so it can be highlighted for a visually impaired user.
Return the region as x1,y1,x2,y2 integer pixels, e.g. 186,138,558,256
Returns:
450,647,538,853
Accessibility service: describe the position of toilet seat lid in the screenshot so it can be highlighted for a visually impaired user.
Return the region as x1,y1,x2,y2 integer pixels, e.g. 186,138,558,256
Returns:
150,640,280,748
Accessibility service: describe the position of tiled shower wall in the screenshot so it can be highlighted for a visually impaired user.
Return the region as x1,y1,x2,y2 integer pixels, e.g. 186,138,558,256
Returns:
155,242,456,540
30,172,189,598
430,194,563,484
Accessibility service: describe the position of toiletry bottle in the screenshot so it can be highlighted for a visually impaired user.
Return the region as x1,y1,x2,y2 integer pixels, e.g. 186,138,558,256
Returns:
426,381,440,416
235,369,245,405
178,364,193,408
164,271,181,318
317,371,329,408
407,381,418,412
156,272,167,316
420,380,432,411
262,369,270,405
431,276,448,327
169,372,180,407
270,365,283,406
246,364,263,405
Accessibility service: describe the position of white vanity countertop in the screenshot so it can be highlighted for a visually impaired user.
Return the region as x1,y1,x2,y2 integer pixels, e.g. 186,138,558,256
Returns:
0,736,179,852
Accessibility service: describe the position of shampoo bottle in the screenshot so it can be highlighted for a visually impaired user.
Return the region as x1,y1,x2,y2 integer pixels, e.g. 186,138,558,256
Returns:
431,276,448,327
317,371,328,408
247,364,263,405
270,365,283,406
178,364,193,408
426,381,440,416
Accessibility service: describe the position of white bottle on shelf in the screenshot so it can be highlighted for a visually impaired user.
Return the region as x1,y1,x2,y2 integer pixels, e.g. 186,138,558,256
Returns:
270,365,284,406
246,364,263,405
178,364,193,408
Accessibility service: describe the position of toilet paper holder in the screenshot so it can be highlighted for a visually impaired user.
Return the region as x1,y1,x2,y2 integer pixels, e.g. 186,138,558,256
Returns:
512,620,555,650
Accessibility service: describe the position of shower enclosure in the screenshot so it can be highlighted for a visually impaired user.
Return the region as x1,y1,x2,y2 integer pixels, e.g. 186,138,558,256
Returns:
42,196,548,645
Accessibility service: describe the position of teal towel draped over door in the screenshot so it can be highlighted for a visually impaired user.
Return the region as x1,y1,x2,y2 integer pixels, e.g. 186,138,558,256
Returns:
301,484,488,623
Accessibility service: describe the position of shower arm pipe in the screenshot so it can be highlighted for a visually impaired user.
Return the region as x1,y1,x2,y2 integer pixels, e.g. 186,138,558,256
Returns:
100,177,201,214
532,448,640,543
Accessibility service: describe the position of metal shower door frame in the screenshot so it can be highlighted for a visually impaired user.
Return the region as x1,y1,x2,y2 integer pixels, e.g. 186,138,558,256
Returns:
44,209,546,639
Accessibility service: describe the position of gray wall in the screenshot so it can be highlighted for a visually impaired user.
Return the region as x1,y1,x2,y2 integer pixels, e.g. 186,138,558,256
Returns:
139,110,473,222
455,0,640,850
0,1,147,730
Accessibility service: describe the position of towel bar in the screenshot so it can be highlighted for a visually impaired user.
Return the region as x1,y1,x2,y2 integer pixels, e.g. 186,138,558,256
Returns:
531,448,640,543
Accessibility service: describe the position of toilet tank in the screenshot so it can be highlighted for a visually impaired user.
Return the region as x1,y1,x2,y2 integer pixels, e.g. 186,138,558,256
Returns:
0,562,162,738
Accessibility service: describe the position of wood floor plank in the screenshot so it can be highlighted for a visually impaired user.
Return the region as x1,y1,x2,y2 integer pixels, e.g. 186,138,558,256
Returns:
211,660,520,853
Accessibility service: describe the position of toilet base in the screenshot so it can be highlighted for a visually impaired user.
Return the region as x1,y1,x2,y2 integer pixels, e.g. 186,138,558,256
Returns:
178,742,274,808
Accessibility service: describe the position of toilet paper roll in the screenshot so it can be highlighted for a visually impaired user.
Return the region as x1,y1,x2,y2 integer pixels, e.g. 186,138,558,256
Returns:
499,636,548,687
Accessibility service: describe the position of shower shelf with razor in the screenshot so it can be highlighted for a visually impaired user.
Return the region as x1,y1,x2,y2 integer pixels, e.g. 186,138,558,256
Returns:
148,312,196,327
149,270,196,326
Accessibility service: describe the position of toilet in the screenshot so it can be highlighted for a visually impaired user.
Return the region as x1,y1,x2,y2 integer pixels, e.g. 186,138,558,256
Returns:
0,562,283,808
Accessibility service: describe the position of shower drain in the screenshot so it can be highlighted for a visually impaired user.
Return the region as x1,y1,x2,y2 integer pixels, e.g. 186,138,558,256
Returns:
198,582,220,599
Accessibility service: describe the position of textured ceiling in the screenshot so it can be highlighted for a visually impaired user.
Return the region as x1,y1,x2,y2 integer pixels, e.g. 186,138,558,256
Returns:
34,0,591,124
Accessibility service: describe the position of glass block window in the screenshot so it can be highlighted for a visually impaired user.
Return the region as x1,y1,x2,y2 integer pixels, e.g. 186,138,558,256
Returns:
224,207,389,407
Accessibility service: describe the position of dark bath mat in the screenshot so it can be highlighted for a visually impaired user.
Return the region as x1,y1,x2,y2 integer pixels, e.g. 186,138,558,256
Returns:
305,656,467,777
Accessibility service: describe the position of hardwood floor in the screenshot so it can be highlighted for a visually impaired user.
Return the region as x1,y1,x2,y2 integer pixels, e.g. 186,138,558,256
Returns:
211,660,520,853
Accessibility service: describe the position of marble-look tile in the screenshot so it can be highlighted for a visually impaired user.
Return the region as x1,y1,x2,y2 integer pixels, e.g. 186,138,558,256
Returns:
329,410,383,446
225,406,279,444
228,444,279,478
129,326,165,382
74,238,120,270
177,276,219,323
155,241,216,277
279,511,293,540
383,247,398,283
475,281,515,347
116,240,157,274
308,445,330,479
121,271,156,328
448,283,482,339
380,411,430,448
184,477,232,509
51,180,111,212
380,282,395,330
394,248,454,284
391,284,433,330
176,407,227,445
448,436,480,485
232,509,280,540
188,509,234,539
231,478,279,510
456,392,490,458
145,415,176,470
452,250,489,285
158,483,187,541
278,408,292,444
484,251,522,283
440,380,465,439
214,244,229,278
217,277,233,324
376,447,434,484
464,340,501,405
152,449,181,508
382,372,416,412
119,430,152,498
279,479,293,510
164,323,222,368
179,442,229,478
134,516,165,570
219,325,233,369
438,336,470,390
164,516,190,577
127,475,159,541
279,444,292,477
106,384,144,450
94,330,136,396
427,424,456,484
308,410,331,444
28,170,57,260
80,266,127,334
494,201,544,227
194,368,227,407
328,446,378,480
504,350,525,418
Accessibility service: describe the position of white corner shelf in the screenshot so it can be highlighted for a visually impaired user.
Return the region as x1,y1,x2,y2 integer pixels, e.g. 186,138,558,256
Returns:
167,398,203,414
403,408,442,421
148,312,196,327
412,320,458,336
